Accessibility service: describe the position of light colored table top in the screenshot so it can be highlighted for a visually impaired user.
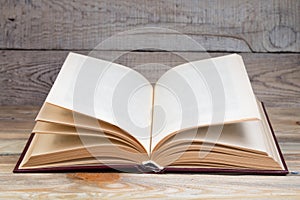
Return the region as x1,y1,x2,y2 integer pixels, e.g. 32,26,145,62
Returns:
0,106,299,199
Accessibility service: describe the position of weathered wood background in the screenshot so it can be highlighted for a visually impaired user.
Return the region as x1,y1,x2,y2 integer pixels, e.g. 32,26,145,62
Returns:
0,0,299,52
0,0,299,199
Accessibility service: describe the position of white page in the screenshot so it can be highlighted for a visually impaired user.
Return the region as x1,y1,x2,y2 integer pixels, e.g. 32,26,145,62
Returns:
45,53,153,151
160,121,268,154
151,54,261,149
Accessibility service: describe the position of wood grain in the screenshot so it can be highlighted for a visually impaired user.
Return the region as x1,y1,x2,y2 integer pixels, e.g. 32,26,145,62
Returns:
0,171,299,199
0,51,299,107
0,107,299,198
0,0,299,52
0,106,299,168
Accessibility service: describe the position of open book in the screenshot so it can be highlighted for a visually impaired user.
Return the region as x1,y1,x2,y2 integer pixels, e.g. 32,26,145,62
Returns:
14,53,288,174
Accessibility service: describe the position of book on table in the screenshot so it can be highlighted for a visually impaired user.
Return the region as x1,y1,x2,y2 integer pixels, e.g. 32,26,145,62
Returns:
14,53,288,174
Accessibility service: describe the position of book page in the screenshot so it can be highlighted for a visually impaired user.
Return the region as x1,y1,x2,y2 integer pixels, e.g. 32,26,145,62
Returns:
45,53,153,151
155,120,268,154
19,133,147,168
151,54,261,149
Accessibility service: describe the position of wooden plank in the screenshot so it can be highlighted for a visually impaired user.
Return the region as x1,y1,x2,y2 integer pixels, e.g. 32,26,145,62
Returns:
0,106,299,198
0,106,299,172
0,140,26,155
0,170,299,199
0,50,299,106
0,0,299,52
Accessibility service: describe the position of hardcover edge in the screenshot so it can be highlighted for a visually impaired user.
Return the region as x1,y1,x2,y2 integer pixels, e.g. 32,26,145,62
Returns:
13,102,289,175
261,102,289,173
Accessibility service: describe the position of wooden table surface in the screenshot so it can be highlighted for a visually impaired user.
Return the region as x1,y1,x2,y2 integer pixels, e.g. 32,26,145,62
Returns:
0,106,299,199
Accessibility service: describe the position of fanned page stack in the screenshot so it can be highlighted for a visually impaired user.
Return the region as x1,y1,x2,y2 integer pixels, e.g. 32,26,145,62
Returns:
14,53,288,174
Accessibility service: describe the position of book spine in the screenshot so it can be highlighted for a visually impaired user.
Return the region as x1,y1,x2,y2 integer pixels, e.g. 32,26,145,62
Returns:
137,160,164,173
